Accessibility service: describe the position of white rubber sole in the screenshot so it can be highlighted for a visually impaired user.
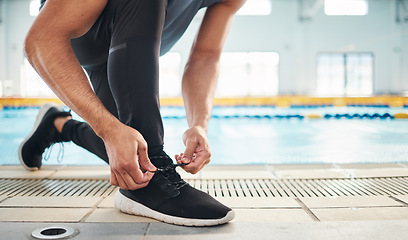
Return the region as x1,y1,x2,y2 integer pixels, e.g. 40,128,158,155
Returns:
114,191,235,226
18,103,59,171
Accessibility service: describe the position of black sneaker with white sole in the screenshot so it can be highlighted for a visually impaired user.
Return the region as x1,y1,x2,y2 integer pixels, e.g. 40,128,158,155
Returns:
114,153,235,226
18,103,72,171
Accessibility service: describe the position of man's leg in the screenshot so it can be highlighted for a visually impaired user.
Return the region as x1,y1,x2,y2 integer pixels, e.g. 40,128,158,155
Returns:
106,0,166,155
107,0,234,226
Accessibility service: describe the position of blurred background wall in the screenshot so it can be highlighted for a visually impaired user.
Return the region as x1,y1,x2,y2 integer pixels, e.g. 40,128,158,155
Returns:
0,0,407,98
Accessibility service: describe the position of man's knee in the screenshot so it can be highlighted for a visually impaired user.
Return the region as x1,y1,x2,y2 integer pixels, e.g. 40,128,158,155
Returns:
111,0,167,45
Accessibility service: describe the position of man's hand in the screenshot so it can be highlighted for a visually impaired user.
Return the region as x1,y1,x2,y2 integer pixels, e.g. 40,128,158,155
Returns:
102,123,156,190
175,126,211,174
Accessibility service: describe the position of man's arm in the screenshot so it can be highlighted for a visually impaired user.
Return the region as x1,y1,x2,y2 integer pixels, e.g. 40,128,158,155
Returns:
176,0,246,174
24,0,156,189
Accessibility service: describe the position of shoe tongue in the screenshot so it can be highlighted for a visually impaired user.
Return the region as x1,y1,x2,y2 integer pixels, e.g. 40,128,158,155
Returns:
150,155,173,168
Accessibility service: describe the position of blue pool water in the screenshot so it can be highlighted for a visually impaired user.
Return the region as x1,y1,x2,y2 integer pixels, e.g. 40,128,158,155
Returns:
1,106,408,165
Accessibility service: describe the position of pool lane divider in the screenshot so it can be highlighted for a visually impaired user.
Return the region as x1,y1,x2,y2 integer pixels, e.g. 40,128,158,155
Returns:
163,113,405,120
394,113,408,119
1,97,408,119
0,105,407,120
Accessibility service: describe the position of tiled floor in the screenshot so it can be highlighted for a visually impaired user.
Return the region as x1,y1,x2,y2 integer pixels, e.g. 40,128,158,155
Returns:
0,208,90,222
0,196,101,208
299,196,404,208
394,195,408,205
1,163,408,239
312,206,408,221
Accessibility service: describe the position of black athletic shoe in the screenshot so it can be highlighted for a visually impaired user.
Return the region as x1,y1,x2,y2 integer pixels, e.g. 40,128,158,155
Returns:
114,153,235,226
18,103,72,171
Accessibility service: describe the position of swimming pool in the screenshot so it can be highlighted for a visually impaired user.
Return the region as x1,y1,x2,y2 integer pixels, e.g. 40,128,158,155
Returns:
1,106,408,165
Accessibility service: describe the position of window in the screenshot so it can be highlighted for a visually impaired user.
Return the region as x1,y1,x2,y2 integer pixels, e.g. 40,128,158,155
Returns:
159,52,182,97
324,0,368,16
237,0,271,16
30,0,41,17
316,54,345,96
345,53,373,95
217,52,279,97
316,53,373,96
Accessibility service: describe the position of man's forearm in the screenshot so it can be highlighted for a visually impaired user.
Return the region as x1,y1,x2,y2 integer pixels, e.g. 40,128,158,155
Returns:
182,55,220,131
23,0,117,139
182,0,245,130
24,35,119,139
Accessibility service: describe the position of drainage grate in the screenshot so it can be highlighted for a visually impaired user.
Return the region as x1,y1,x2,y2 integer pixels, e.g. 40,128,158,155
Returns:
186,177,408,198
0,177,408,198
0,179,116,197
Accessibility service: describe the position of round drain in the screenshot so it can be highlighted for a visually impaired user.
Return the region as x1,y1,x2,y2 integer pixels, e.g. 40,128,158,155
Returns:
31,226,76,239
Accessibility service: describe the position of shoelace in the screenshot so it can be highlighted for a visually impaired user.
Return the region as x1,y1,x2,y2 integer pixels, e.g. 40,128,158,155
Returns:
150,163,189,189
150,162,189,173
43,142,65,163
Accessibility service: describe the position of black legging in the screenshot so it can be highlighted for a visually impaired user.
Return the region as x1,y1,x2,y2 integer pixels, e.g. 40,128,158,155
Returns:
62,0,168,163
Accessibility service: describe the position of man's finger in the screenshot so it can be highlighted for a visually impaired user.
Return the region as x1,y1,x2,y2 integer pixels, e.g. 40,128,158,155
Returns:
110,170,118,187
182,147,211,173
137,144,156,172
182,154,202,169
182,139,196,163
118,169,140,190
114,170,129,190
140,171,155,183
127,166,154,185
182,159,202,174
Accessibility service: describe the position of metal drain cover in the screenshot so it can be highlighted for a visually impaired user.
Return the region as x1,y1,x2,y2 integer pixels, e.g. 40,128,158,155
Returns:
31,226,77,239
1,177,408,198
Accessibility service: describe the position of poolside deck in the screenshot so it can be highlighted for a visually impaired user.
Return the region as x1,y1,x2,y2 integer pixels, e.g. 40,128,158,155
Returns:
1,163,408,239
